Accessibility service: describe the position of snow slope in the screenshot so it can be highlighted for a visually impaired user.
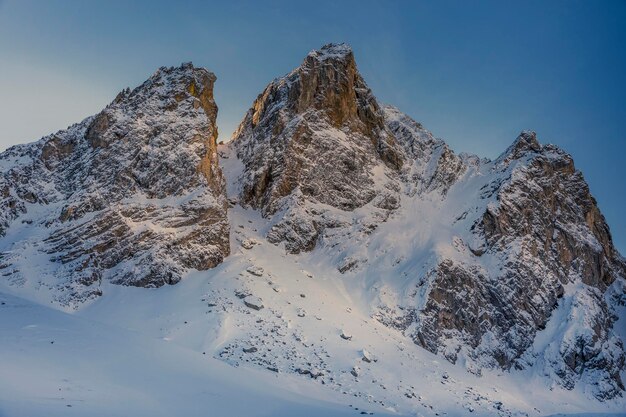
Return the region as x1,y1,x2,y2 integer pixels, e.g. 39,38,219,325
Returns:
1,219,624,416
0,291,382,417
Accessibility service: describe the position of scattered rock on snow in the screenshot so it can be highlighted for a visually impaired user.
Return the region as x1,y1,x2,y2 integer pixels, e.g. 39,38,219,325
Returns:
243,296,264,310
246,266,264,276
241,238,258,249
361,349,377,363
235,290,250,299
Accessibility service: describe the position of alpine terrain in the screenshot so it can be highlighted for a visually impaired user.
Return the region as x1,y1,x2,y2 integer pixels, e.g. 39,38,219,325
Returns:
1,44,624,417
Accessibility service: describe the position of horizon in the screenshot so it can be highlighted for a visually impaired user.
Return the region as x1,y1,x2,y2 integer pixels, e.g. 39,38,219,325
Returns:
0,0,624,253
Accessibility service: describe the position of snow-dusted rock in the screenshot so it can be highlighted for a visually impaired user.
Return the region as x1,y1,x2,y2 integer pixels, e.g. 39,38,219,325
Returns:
340,330,353,341
0,63,228,306
241,238,258,249
361,349,376,363
246,266,264,277
373,126,626,399
243,296,264,311
230,43,404,253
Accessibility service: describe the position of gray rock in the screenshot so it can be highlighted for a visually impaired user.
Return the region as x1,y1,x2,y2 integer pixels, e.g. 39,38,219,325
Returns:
246,266,264,277
230,43,404,254
243,296,264,311
0,63,229,307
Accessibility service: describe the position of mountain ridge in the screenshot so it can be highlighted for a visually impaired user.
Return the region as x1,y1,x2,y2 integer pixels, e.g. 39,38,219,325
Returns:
0,43,624,414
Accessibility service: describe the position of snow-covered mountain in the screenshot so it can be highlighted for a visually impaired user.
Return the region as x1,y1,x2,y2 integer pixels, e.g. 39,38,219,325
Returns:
0,63,229,307
1,43,624,416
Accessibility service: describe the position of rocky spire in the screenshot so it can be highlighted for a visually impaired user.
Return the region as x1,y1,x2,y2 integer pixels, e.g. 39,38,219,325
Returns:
495,130,542,166
230,43,404,252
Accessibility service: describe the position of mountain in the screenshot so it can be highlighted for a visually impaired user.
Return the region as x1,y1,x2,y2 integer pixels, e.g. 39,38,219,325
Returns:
0,63,229,307
231,43,404,253
229,44,625,400
0,44,624,416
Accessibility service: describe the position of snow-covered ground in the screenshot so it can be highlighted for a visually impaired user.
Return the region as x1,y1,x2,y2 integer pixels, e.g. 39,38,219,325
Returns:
0,291,380,417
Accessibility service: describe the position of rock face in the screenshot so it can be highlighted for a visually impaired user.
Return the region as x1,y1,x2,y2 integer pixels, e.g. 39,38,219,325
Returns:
227,44,625,399
0,63,229,306
230,43,404,253
375,125,626,399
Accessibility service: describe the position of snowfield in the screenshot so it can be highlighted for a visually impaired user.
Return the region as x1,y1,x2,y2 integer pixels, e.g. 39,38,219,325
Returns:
0,291,375,417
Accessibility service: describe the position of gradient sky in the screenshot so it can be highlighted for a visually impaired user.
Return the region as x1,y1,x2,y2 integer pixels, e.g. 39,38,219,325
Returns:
0,0,624,253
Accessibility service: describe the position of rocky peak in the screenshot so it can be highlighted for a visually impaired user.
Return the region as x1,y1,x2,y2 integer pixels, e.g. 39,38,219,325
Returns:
0,63,229,306
112,62,216,117
294,43,375,131
395,128,626,399
306,42,353,60
83,63,223,197
230,43,404,253
497,130,543,165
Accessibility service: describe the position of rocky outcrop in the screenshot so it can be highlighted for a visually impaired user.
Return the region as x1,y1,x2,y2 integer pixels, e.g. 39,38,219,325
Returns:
230,43,404,253
383,105,467,195
0,63,229,306
384,128,626,399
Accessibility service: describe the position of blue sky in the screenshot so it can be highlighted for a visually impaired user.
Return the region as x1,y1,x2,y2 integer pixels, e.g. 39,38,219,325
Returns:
0,0,624,253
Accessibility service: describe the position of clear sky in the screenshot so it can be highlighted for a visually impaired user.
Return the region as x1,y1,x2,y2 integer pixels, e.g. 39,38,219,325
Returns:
0,0,624,253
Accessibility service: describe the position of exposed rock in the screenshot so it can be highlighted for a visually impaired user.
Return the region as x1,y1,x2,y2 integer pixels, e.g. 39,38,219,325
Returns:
243,296,264,311
296,367,323,379
230,43,404,253
246,266,264,277
361,349,376,363
241,238,258,249
0,63,229,306
383,105,466,195
384,128,626,399
340,330,353,341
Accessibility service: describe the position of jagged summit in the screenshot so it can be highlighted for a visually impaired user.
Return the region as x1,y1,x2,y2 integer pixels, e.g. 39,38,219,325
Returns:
306,42,353,61
230,42,404,252
496,130,543,164
112,62,217,120
0,62,229,306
